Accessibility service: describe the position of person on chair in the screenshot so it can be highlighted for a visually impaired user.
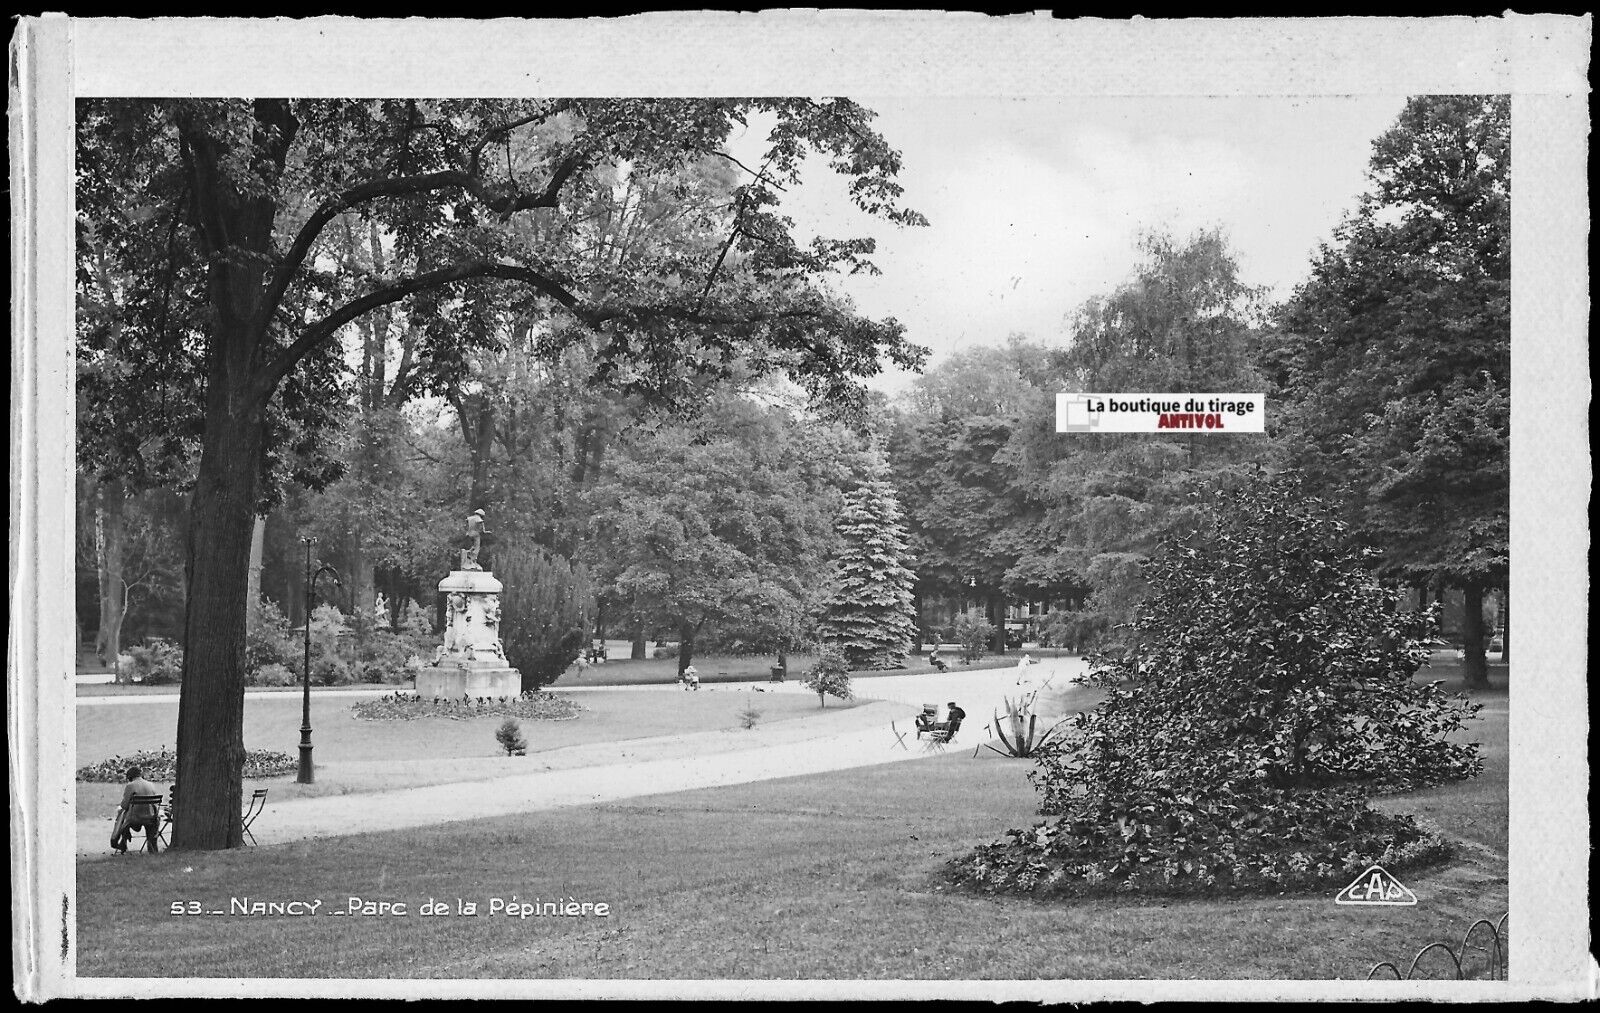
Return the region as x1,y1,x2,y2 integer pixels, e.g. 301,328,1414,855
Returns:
111,766,162,854
943,701,967,737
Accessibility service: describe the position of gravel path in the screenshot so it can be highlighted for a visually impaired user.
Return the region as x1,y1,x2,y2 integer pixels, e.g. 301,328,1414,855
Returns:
77,658,1088,859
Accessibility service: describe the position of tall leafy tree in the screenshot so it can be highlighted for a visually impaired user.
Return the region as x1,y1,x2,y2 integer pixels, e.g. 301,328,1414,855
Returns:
816,452,919,669
888,338,1068,652
1270,95,1509,687
78,97,926,848
1029,229,1275,647
587,396,846,676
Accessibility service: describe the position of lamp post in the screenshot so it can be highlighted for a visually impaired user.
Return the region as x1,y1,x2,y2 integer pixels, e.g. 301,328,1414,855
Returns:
299,538,341,785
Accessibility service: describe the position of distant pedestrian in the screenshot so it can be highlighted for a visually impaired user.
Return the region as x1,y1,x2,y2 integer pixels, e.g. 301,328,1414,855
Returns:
683,664,700,691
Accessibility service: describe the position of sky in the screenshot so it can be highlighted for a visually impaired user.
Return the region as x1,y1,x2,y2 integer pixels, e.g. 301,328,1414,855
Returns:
732,95,1410,393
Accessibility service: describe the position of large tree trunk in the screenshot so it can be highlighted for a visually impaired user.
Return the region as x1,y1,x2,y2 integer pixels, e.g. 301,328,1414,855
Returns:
1460,580,1489,690
173,396,266,850
94,479,127,679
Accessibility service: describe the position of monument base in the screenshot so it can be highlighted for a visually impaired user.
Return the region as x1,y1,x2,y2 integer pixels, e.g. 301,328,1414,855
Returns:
415,664,522,700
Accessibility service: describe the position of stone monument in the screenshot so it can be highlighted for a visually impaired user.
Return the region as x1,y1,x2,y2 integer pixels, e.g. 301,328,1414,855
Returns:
414,510,521,699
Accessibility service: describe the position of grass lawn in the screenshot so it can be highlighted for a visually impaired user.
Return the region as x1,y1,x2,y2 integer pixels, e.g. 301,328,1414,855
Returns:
76,688,891,820
74,683,1507,981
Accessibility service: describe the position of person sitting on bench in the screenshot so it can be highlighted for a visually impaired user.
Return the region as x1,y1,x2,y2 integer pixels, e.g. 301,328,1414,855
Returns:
928,647,948,672
111,765,162,854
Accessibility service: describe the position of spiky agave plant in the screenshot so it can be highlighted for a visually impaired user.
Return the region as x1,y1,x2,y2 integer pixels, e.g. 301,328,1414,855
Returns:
986,690,1068,758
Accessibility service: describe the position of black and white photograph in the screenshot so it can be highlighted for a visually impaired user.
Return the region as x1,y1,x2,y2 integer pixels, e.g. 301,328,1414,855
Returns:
9,13,1591,1001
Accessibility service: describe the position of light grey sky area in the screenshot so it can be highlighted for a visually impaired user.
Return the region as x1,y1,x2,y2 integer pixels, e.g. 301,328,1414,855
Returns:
735,95,1411,391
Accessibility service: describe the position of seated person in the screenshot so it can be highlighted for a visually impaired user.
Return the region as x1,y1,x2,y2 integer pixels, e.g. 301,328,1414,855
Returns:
928,648,948,672
111,765,163,854
943,701,967,736
682,664,700,690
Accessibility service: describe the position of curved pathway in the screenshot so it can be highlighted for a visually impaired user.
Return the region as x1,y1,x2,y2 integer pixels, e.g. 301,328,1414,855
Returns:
76,657,1089,859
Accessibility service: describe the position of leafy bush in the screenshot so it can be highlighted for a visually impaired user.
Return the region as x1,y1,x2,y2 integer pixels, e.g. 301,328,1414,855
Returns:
353,629,416,684
246,597,297,676
247,662,297,687
652,644,680,659
952,473,1482,897
802,645,855,707
495,718,528,755
125,639,183,685
1035,609,1109,653
351,691,585,722
499,543,594,692
948,609,995,662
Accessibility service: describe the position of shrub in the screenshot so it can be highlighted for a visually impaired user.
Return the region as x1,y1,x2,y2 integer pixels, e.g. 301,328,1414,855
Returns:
353,628,415,684
246,597,297,676
802,645,855,707
247,662,297,687
952,472,1482,897
737,701,763,729
125,639,183,685
495,718,528,756
948,609,995,662
499,542,594,692
652,644,680,659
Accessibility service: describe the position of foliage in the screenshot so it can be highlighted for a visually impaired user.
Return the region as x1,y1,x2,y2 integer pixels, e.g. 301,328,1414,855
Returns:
652,645,680,660
1035,609,1106,653
815,452,919,669
124,639,184,685
77,747,295,783
350,691,584,722
737,701,763,730
947,609,995,663
245,597,297,676
499,542,595,692
951,785,1452,898
588,396,845,674
986,690,1068,759
1269,96,1509,686
495,718,529,756
801,645,855,707
246,663,297,688
354,629,429,685
954,472,1481,896
887,337,1079,638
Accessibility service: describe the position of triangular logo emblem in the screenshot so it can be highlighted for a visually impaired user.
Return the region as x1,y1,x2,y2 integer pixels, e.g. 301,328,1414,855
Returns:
1335,864,1417,905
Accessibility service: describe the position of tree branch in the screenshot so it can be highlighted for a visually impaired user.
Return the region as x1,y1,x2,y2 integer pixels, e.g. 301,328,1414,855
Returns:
251,260,591,406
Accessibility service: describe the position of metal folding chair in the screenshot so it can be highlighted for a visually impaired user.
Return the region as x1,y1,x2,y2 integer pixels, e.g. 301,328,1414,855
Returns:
890,721,909,751
125,793,165,853
241,788,269,846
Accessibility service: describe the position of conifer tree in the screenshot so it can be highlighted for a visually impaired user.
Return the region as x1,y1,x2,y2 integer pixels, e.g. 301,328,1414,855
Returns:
816,455,918,669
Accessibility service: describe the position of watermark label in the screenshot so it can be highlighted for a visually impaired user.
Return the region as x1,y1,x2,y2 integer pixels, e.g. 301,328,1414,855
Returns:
166,895,612,918
1056,393,1266,433
1335,865,1418,906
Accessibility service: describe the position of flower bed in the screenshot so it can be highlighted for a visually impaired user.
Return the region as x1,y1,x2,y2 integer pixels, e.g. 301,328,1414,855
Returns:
77,747,296,783
351,691,585,722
